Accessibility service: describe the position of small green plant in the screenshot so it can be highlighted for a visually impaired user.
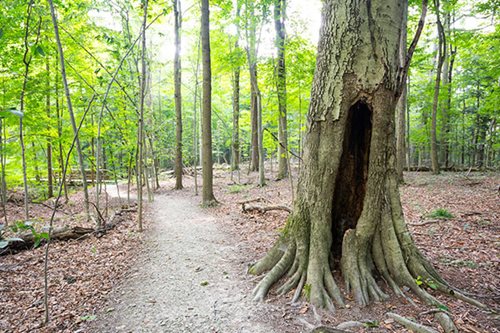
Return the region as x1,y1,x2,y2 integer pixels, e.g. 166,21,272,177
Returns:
228,184,248,194
10,220,49,248
415,275,437,290
428,208,454,219
80,315,96,322
363,320,380,328
302,283,312,300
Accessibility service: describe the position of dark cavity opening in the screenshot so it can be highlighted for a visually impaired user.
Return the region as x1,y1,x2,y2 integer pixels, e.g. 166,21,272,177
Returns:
331,101,373,263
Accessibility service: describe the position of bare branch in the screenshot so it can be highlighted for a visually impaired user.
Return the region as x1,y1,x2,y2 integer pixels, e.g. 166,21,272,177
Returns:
397,0,429,97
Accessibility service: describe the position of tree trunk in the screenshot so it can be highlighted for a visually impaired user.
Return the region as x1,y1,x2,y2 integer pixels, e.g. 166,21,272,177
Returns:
440,10,455,169
274,0,288,180
192,39,201,196
46,57,54,198
0,117,7,225
136,0,149,231
174,0,183,190
396,2,408,182
257,89,265,187
249,2,474,331
201,0,216,205
431,0,446,175
20,0,40,220
55,55,68,202
231,4,241,172
48,0,91,220
231,64,241,172
246,4,259,172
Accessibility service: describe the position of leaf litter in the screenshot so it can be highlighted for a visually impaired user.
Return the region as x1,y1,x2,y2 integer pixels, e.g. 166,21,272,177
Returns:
0,167,498,332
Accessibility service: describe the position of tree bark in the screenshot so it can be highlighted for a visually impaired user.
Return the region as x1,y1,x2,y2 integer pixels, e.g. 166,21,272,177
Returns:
249,2,472,331
201,0,216,205
274,0,288,180
174,0,183,190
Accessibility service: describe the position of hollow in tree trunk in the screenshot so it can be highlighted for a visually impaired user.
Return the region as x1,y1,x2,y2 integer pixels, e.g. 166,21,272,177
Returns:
249,2,482,331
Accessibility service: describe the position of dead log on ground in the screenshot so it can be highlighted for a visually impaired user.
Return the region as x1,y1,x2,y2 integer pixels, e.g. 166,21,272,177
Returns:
242,203,292,214
2,205,136,254
5,226,94,252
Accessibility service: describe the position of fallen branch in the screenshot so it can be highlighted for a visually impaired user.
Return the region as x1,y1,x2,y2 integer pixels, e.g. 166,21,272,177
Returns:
387,312,440,333
2,205,136,253
242,203,292,214
237,197,265,205
409,219,442,227
310,327,350,333
6,226,94,252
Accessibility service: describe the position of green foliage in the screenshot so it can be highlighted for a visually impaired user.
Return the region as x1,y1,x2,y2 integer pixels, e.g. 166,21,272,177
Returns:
428,208,454,219
363,320,380,328
79,315,97,322
302,283,311,300
10,220,50,248
415,275,438,290
228,184,248,193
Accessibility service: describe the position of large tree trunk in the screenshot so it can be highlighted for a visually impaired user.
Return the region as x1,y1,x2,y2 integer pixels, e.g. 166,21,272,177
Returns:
274,0,288,180
173,0,183,190
201,0,216,205
249,2,478,331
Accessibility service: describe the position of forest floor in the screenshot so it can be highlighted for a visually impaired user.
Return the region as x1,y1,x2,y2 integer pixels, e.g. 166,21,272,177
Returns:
0,166,499,332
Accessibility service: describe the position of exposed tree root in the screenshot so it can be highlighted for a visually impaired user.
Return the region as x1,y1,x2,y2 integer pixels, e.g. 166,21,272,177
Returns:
252,241,296,301
387,312,440,333
248,173,490,333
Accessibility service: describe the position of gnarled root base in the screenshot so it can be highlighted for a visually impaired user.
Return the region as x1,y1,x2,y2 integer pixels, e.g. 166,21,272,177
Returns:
248,178,486,333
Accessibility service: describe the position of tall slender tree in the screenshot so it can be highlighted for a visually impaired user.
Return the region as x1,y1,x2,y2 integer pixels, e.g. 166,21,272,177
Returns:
244,1,260,172
396,1,408,182
201,0,216,205
46,56,54,198
48,0,91,220
19,0,41,219
231,3,241,173
431,0,446,174
136,0,149,231
174,0,183,190
274,0,288,180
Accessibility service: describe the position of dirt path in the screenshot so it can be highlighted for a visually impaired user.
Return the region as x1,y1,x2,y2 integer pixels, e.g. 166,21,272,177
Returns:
90,190,289,333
